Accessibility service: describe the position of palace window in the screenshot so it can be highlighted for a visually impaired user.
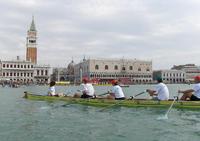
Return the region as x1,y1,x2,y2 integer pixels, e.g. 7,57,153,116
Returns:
41,70,44,75
114,65,118,70
95,65,99,70
3,64,5,68
138,68,141,71
129,66,133,70
45,70,48,75
122,67,126,71
105,65,108,70
146,68,150,71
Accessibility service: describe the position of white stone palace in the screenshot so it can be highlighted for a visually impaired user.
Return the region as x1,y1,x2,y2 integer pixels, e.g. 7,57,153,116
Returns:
74,58,152,84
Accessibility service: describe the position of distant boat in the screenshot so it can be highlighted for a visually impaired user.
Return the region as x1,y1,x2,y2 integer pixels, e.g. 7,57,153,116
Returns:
93,83,112,86
55,81,70,86
120,84,130,87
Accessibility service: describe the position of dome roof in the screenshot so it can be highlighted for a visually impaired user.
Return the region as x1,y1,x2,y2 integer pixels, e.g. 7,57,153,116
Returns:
67,60,75,74
67,60,74,68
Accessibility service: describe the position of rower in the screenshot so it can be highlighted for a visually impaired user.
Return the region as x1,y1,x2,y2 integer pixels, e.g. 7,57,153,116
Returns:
178,76,200,101
74,78,95,98
146,77,169,101
48,81,56,96
108,79,125,100
47,81,64,97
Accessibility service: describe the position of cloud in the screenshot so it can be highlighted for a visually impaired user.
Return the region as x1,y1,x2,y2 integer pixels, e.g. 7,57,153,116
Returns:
1,0,200,69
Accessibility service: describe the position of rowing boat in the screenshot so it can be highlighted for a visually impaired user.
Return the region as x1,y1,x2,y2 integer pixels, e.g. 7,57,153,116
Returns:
23,92,200,109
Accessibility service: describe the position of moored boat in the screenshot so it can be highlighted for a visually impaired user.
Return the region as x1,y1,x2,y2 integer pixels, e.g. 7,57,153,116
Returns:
23,92,200,109
120,85,130,87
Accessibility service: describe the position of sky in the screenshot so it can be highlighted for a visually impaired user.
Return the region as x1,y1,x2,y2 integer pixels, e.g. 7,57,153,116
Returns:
1,0,200,69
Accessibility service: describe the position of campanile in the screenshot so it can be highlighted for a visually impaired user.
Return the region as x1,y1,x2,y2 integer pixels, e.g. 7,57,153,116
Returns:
26,16,37,64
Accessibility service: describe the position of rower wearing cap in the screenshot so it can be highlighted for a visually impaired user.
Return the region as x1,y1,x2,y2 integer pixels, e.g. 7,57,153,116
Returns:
109,79,125,100
146,77,169,100
178,75,200,101
80,78,95,98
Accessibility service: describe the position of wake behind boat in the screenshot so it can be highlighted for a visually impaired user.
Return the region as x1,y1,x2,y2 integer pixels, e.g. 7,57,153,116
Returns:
23,91,200,109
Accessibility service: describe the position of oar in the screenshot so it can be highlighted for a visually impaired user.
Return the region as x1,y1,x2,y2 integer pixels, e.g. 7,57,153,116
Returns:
99,101,120,112
23,91,43,98
98,92,110,96
24,91,44,96
129,91,146,100
161,96,177,119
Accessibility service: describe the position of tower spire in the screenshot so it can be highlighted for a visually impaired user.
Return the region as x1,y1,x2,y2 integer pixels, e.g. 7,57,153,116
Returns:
30,16,36,31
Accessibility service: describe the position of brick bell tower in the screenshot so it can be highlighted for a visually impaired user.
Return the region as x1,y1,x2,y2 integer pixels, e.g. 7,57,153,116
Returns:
26,16,37,64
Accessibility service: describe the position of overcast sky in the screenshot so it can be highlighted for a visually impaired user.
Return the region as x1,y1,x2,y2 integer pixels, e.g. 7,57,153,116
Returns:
1,0,200,69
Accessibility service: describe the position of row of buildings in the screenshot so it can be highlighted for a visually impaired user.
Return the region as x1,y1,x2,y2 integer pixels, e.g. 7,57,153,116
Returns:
52,58,200,84
1,17,200,85
0,17,50,85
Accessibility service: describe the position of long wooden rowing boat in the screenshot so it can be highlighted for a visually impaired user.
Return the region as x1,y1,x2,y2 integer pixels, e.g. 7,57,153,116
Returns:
23,92,200,109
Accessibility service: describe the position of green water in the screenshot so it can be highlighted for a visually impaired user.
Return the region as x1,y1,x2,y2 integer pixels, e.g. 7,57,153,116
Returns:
0,84,200,141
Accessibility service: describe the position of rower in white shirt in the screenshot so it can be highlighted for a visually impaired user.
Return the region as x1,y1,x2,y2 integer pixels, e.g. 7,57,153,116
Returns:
146,77,169,101
109,79,125,100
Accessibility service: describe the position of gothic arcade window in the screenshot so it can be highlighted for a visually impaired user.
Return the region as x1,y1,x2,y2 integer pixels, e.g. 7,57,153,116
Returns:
95,65,99,70
114,65,118,70
122,67,126,71
138,68,141,71
129,66,133,70
105,65,108,70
